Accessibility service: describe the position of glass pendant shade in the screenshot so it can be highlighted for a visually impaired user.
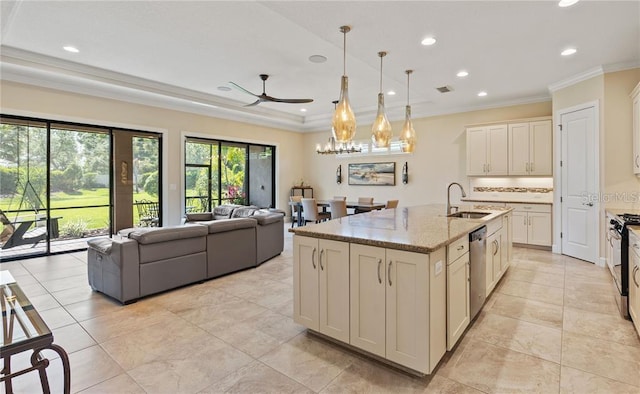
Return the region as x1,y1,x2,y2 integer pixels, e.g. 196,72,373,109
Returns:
371,51,392,148
332,76,356,143
371,93,392,147
400,105,416,153
400,69,417,153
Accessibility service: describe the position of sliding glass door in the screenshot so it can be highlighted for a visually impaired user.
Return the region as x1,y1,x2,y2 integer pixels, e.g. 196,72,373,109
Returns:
0,115,162,261
185,138,275,212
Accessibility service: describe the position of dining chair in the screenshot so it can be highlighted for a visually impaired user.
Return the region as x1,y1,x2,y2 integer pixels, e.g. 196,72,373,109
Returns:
355,197,374,214
301,198,331,224
290,195,303,228
386,200,399,209
333,196,346,201
329,199,348,219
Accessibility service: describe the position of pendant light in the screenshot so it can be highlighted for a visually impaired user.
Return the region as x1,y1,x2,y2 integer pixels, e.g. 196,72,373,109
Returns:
371,51,392,148
317,100,362,155
332,26,356,144
400,69,417,153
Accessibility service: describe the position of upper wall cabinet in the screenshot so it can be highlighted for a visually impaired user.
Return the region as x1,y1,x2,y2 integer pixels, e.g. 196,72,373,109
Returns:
508,120,552,176
632,82,640,175
466,125,508,176
467,117,552,177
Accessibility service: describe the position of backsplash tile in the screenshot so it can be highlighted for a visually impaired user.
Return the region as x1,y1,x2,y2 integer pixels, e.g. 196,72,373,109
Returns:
474,187,553,194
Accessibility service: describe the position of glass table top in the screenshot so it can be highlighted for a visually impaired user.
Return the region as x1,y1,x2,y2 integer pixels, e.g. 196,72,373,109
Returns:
1,271,52,354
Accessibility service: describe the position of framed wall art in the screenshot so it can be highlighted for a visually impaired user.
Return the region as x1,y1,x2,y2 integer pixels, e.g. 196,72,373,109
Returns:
348,162,395,186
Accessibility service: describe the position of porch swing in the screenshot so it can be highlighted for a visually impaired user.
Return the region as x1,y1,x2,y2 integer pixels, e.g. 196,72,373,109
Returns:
1,127,60,249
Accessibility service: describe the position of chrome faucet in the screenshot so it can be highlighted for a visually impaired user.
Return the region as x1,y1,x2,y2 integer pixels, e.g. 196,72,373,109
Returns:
447,182,467,215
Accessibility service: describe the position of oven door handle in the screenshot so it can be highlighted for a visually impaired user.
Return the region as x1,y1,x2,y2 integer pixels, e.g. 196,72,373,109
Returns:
608,229,622,241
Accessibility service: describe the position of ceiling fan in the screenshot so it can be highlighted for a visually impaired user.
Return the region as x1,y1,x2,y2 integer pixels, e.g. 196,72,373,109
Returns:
229,74,314,107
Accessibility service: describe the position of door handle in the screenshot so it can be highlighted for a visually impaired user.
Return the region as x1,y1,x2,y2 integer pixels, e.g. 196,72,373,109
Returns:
483,164,486,173
319,249,324,271
528,217,531,226
583,202,594,207
388,261,393,286
531,162,535,172
526,162,529,172
634,265,639,287
377,259,382,284
312,248,317,269
636,155,639,168
487,163,491,172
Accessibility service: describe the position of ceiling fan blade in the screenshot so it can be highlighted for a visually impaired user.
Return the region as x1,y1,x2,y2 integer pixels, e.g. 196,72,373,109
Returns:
266,97,314,104
229,81,260,98
244,99,262,107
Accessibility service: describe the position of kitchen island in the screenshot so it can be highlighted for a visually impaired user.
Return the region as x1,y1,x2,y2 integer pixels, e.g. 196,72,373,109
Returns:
290,204,512,375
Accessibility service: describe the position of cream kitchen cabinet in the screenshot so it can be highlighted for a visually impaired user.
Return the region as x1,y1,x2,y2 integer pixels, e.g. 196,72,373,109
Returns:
446,237,470,350
349,243,447,374
632,82,640,175
293,236,350,342
628,231,640,334
510,203,552,246
466,124,508,176
508,120,552,176
485,216,509,296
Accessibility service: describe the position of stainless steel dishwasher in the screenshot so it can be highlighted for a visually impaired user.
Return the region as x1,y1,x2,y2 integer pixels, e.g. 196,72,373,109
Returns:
469,226,487,320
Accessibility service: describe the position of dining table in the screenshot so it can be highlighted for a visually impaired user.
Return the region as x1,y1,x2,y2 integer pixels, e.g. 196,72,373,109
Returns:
288,200,386,227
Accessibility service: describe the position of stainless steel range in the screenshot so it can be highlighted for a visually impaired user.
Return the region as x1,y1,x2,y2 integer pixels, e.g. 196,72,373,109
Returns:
606,212,640,318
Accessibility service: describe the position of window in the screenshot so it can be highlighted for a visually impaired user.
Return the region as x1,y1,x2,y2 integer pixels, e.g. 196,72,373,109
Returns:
185,137,275,212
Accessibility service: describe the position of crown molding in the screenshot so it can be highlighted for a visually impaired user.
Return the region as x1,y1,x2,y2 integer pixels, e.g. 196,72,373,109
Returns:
603,60,640,73
547,66,604,93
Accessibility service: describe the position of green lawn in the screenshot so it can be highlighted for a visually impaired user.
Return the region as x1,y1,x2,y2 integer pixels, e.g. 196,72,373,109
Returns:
1,188,158,235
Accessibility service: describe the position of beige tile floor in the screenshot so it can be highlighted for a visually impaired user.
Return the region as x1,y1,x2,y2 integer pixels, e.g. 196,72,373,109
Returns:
2,230,639,393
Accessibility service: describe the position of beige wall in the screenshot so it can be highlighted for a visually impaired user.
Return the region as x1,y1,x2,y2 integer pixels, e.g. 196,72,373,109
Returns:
303,101,552,207
0,81,305,225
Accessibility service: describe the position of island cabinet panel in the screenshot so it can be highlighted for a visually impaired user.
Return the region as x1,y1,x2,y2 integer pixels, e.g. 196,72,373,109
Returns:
385,249,430,372
294,236,320,330
446,252,470,351
294,236,350,342
319,239,350,343
350,244,387,357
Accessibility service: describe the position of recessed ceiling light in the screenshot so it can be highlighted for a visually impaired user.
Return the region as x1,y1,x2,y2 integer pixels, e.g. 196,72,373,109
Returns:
217,86,231,92
558,0,579,7
308,55,327,63
456,70,469,78
421,36,437,46
300,108,307,112
561,48,577,56
63,46,79,53
387,90,396,96
477,91,487,97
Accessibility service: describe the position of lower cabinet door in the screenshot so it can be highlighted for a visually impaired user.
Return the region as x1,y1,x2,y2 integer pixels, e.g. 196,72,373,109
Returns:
319,239,350,342
385,249,429,372
447,253,470,350
630,249,640,333
293,236,319,330
350,244,386,357
528,212,552,246
486,232,498,295
511,211,528,244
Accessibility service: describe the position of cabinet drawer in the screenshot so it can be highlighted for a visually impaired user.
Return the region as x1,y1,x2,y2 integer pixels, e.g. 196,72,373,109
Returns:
510,203,552,213
448,236,469,264
486,217,503,237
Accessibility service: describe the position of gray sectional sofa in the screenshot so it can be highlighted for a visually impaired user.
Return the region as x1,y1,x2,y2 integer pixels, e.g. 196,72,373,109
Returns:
87,205,284,303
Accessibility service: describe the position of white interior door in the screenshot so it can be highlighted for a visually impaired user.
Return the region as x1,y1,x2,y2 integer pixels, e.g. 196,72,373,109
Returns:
560,106,597,263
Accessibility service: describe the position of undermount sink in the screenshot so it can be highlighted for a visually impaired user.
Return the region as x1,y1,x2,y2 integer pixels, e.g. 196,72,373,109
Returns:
447,211,491,219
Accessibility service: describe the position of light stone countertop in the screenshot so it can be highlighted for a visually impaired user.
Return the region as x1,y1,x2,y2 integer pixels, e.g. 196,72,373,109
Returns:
290,204,512,254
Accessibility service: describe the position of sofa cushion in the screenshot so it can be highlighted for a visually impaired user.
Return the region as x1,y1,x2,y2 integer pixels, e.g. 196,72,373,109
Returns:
185,212,213,222
87,238,113,254
200,218,256,234
213,204,241,219
252,212,284,225
127,225,208,244
230,206,260,218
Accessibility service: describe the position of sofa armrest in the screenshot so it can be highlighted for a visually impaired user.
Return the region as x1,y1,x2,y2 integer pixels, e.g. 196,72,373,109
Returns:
88,237,141,303
252,212,284,225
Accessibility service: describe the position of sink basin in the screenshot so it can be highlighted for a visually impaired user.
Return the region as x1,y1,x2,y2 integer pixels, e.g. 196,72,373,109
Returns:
447,211,491,219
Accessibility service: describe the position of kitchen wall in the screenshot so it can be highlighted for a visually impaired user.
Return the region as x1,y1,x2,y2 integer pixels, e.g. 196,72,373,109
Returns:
302,101,552,207
0,81,305,225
